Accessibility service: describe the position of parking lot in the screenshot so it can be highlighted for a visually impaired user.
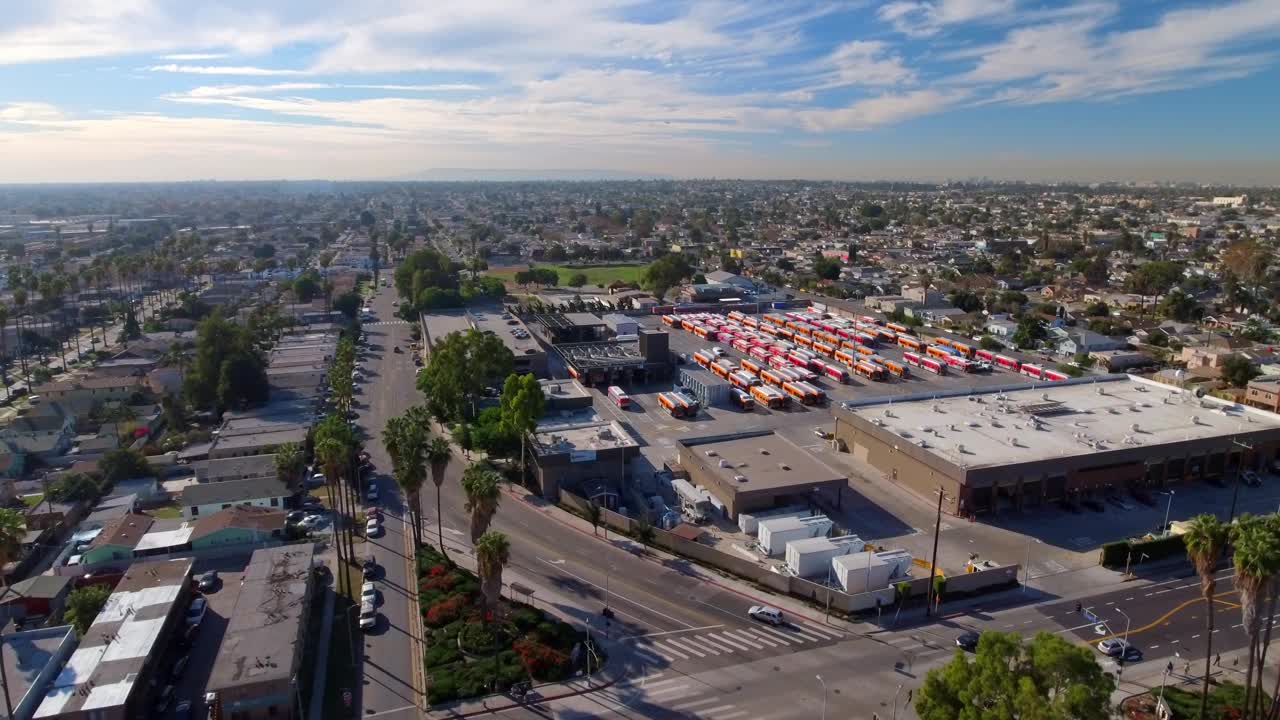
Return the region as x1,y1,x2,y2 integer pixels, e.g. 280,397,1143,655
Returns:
160,560,249,718
584,311,1280,587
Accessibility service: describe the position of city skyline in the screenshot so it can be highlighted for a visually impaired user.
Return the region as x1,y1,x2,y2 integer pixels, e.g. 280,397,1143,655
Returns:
1,0,1279,184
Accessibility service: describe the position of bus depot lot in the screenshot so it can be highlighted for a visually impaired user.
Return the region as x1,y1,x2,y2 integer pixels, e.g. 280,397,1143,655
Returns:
642,316,1022,407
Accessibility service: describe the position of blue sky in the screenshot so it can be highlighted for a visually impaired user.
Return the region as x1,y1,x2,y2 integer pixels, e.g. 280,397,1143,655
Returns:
0,0,1278,183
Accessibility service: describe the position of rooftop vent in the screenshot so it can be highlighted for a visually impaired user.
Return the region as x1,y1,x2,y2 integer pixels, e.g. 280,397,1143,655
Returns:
1131,423,1141,433
884,409,895,418
705,450,718,457
759,449,771,455
1097,386,1107,395
1191,415,1201,425
956,443,967,454
734,475,748,483
718,459,732,468
1008,436,1020,447
778,463,791,471
1042,393,1050,401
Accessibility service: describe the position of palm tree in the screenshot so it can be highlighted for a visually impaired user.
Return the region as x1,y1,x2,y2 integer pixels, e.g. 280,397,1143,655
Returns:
0,508,26,588
474,530,511,616
461,463,502,543
1183,513,1229,720
1232,514,1280,716
316,437,352,594
426,436,453,559
0,303,9,400
273,442,304,489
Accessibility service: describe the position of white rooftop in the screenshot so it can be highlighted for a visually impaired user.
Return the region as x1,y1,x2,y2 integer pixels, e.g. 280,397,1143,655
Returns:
831,549,913,572
133,525,194,552
846,375,1280,469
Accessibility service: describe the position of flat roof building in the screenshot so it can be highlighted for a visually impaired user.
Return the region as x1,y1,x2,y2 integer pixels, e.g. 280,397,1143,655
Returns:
833,374,1280,516
0,625,77,720
530,411,640,503
422,308,547,377
532,313,605,344
207,546,315,720
34,558,193,720
554,330,670,387
677,431,846,519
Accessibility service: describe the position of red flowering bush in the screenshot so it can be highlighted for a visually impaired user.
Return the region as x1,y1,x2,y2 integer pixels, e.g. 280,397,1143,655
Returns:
425,594,468,627
513,637,570,680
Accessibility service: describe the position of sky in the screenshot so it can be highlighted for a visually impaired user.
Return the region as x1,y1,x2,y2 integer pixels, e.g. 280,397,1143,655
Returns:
1,0,1279,184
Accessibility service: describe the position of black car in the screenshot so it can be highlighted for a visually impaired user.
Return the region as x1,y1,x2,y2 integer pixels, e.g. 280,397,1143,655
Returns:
198,571,219,592
362,557,378,580
393,346,402,353
1120,646,1143,663
956,631,981,651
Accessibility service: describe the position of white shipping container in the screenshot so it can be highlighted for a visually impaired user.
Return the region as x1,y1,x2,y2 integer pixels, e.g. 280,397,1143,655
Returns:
785,534,865,578
758,515,832,556
832,549,913,594
737,506,809,535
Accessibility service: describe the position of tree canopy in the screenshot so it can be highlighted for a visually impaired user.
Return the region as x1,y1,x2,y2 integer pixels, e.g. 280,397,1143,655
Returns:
812,256,842,281
98,448,153,485
641,254,694,301
415,329,514,423
47,472,100,502
1221,355,1261,388
500,373,545,438
184,312,269,411
1125,260,1184,298
915,631,1114,720
394,248,459,303
65,584,112,636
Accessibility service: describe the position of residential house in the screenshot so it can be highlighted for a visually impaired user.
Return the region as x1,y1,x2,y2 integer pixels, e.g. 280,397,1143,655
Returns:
23,498,87,535
1181,345,1241,371
80,512,154,565
1049,328,1127,356
197,454,280,484
0,404,76,475
1245,378,1280,413
181,476,290,520
190,505,286,551
0,575,72,625
32,375,142,409
985,318,1018,338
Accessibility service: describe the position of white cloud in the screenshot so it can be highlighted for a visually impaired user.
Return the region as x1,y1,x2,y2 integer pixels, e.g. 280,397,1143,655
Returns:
879,0,1016,37
798,89,959,130
178,82,482,98
146,64,308,76
161,53,230,61
0,102,64,123
821,41,915,87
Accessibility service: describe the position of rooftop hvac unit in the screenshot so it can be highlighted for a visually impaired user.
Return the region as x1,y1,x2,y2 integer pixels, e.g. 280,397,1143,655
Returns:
705,450,718,456
917,439,929,448
884,409,895,418
1008,436,1020,447
778,463,791,471
1097,386,1107,395
734,475,748,483
871,418,884,426
718,459,732,468
919,426,931,433
932,404,943,413
1041,393,1050,401
1136,385,1147,392
949,424,957,431
1191,415,1201,425
967,421,980,427
1131,423,1140,433
759,448,771,455
956,443,966,454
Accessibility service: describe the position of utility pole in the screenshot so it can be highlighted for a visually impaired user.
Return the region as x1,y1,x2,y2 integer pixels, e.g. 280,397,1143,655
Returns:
1228,437,1254,522
924,486,946,617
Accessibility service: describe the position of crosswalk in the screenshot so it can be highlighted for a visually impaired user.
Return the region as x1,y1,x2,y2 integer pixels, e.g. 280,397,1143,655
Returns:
364,319,410,327
611,673,797,720
630,620,845,665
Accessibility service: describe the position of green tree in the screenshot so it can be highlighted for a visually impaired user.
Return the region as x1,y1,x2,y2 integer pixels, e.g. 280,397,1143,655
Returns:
273,442,304,487
0,508,26,588
586,501,602,536
474,530,511,616
812,256,842,281
1184,514,1229,720
461,463,502,542
381,412,428,548
47,473,100,503
1158,288,1201,322
1011,317,1046,350
184,312,268,411
333,292,361,320
978,336,1003,351
1222,355,1261,388
415,329,514,423
641,254,693,301
64,584,112,636
97,448,152,485
567,272,588,288
499,373,545,474
293,270,322,303
948,290,984,313
1230,514,1280,716
119,307,141,342
633,512,656,552
426,436,453,558
915,631,1114,720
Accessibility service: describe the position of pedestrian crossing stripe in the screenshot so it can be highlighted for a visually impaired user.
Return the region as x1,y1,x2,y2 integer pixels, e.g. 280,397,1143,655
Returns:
635,620,844,662
363,320,409,327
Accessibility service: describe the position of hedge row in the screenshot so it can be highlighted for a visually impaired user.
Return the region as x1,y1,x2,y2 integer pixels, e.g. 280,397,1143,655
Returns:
1099,533,1187,568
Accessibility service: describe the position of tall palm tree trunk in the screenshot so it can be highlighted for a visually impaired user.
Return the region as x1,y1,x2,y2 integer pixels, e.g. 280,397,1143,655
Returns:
1257,586,1278,720
1201,580,1218,720
436,484,447,561
1247,631,1260,718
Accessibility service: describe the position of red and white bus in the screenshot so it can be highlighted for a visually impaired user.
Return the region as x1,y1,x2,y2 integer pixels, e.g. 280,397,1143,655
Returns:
1020,363,1044,380
898,336,922,351
607,386,631,408
1043,369,1069,382
783,381,825,405
974,348,996,363
818,362,850,384
854,361,886,381
903,351,922,366
751,384,787,408
768,354,792,371
995,354,1021,371
920,357,945,375
692,350,714,368
944,355,973,372
729,337,750,353
658,392,697,417
729,371,760,389
787,351,814,368
749,346,771,363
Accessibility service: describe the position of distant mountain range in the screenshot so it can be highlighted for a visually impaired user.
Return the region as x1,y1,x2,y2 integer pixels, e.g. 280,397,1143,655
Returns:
405,168,671,181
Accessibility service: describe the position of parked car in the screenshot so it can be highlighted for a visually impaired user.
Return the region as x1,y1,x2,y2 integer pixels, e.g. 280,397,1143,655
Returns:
173,699,192,720
185,597,208,627
1120,646,1144,662
300,515,325,531
153,685,176,714
365,519,382,537
1243,470,1262,487
748,605,784,626
362,556,378,580
198,571,219,592
1130,488,1156,507
367,485,379,503
956,631,981,651
393,346,402,353
286,510,307,524
361,581,378,606
359,600,377,630
1097,638,1131,656
171,654,191,680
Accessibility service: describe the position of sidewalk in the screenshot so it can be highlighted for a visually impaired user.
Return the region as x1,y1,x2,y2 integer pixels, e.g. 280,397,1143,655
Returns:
1112,637,1280,710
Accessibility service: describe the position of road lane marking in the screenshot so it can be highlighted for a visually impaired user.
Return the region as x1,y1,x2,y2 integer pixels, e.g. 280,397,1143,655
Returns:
722,630,767,649
671,698,722,711
712,711,750,720
751,625,799,644
693,704,737,715
537,557,694,628
785,627,825,642
710,633,753,651
664,638,710,657
700,635,742,654
647,644,688,661
625,625,724,640
1087,590,1239,646
730,629,781,647
798,622,845,639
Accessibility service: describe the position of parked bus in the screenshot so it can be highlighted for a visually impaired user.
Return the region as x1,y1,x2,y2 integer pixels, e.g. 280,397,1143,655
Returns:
794,335,813,349
692,350,714,368
898,336,922,351
818,362,850,383
854,332,878,347
944,355,973,372
878,329,899,344
882,360,908,378
741,357,766,375
661,315,678,327
950,341,975,358
993,353,1024,368
885,322,911,335
607,386,631,408
750,384,787,409
760,323,779,337
783,381,824,405
762,314,787,327
727,310,745,323
729,371,760,389
1020,363,1044,380
833,349,856,367
767,354,792,371
811,340,835,357
787,352,817,370
974,348,996,363
858,315,881,326
926,345,955,360
681,319,697,332
658,392,697,417
777,328,795,341
854,361,886,381
730,388,753,410
710,359,737,380
693,326,717,341
760,368,787,387
902,351,922,366
731,338,754,354
920,357,946,375
1043,369,1069,382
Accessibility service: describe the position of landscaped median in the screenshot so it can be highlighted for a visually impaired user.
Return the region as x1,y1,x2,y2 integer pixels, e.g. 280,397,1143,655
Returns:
417,545,604,705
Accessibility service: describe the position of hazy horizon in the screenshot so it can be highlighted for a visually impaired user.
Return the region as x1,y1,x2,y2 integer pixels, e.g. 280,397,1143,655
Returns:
2,0,1279,184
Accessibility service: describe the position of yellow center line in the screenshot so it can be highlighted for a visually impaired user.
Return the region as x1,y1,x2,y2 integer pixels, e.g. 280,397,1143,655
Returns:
1086,590,1240,645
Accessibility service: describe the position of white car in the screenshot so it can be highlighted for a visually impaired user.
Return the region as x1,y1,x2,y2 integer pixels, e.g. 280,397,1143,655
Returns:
365,518,382,537
300,515,325,531
748,605,785,626
709,347,726,358
1097,638,1131,657
185,597,208,627
359,600,377,630
361,581,378,606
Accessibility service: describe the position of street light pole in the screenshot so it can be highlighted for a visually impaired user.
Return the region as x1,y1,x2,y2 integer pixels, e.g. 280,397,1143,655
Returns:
816,675,827,720
924,487,946,617
1229,438,1254,522
1022,537,1041,593
1162,490,1175,535
892,684,903,720
1116,607,1132,648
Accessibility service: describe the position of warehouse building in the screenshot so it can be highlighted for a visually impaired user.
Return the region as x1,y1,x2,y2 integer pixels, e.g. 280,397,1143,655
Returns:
555,330,670,387
677,366,730,408
677,431,846,519
530,411,640,502
532,312,606,344
833,375,1280,517
422,308,548,377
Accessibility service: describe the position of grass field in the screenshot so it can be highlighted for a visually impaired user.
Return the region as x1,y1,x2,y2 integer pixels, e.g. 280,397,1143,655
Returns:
486,263,645,287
